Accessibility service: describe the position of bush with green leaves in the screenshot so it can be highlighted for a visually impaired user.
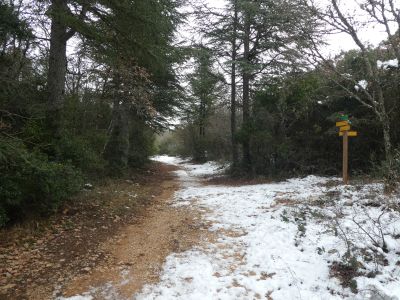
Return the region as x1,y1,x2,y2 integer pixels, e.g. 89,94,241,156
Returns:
0,137,83,227
128,119,156,168
55,133,107,176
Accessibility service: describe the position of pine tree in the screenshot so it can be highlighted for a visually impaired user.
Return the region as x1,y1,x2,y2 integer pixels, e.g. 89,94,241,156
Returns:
46,0,88,139
196,0,319,173
89,0,182,173
186,45,223,162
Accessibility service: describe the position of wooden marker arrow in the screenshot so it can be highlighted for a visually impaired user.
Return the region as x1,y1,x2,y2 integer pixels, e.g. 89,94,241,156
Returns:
339,131,357,137
336,121,349,127
339,125,351,132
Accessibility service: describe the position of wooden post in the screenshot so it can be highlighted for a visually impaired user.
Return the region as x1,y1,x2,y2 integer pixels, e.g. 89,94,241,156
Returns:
336,117,356,185
343,131,349,185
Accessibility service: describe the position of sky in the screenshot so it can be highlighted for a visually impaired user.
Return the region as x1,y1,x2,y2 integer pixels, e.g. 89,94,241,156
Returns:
180,0,393,56
317,0,393,54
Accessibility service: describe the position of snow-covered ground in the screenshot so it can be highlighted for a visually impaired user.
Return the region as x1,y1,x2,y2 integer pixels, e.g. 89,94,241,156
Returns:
62,156,400,300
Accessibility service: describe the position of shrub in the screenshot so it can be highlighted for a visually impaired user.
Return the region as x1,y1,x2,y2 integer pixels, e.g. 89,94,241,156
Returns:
0,136,83,226
155,131,180,156
55,133,106,176
371,149,400,191
330,257,360,294
128,120,156,168
0,206,8,228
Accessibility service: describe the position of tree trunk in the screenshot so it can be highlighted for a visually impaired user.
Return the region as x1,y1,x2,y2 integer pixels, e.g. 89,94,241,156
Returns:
373,83,393,167
197,95,207,162
199,97,206,137
230,0,239,169
104,99,130,174
382,121,392,162
378,93,393,164
379,106,394,182
242,10,252,171
46,0,73,138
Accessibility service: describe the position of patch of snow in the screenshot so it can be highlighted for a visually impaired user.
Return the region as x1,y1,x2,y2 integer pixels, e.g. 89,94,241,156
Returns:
342,73,352,79
153,155,227,178
83,183,93,190
151,155,185,165
377,59,399,69
137,166,400,299
137,175,348,299
64,159,400,300
184,161,226,177
355,79,368,91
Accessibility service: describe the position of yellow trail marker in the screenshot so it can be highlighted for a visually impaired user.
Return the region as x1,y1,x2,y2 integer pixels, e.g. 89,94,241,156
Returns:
339,131,357,137
339,125,351,132
337,121,358,185
336,121,349,127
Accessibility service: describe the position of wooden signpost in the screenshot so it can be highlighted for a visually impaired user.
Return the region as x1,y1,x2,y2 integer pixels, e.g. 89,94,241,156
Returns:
336,116,357,185
339,125,351,132
339,131,357,137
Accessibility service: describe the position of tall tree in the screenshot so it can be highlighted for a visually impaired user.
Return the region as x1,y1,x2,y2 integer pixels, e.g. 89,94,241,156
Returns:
230,0,239,169
241,2,251,171
46,0,87,138
195,0,319,173
89,0,182,173
186,45,223,162
194,0,241,169
235,0,319,172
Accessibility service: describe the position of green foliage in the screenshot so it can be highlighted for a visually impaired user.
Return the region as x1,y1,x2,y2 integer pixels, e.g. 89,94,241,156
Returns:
0,0,183,228
176,46,224,162
155,131,180,156
159,107,232,162
55,134,106,175
0,137,82,226
103,112,130,176
128,119,156,168
349,279,358,294
247,72,336,176
0,2,87,227
0,2,32,44
0,206,8,228
90,0,182,173
330,252,360,293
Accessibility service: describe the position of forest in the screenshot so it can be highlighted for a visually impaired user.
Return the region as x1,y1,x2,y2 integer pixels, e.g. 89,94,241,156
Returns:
1,0,399,227
1,0,400,299
1,0,183,227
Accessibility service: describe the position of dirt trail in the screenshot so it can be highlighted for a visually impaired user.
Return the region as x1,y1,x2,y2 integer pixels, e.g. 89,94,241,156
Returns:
0,162,211,300
60,167,209,299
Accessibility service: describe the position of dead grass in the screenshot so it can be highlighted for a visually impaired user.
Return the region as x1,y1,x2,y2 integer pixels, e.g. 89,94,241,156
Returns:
329,261,360,294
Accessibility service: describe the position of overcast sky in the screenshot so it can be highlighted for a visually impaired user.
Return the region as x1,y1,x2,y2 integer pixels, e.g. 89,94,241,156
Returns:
178,0,391,56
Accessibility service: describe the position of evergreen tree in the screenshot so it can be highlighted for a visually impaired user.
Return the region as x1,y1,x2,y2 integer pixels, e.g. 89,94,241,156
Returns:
87,0,183,173
46,0,89,139
185,45,224,162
